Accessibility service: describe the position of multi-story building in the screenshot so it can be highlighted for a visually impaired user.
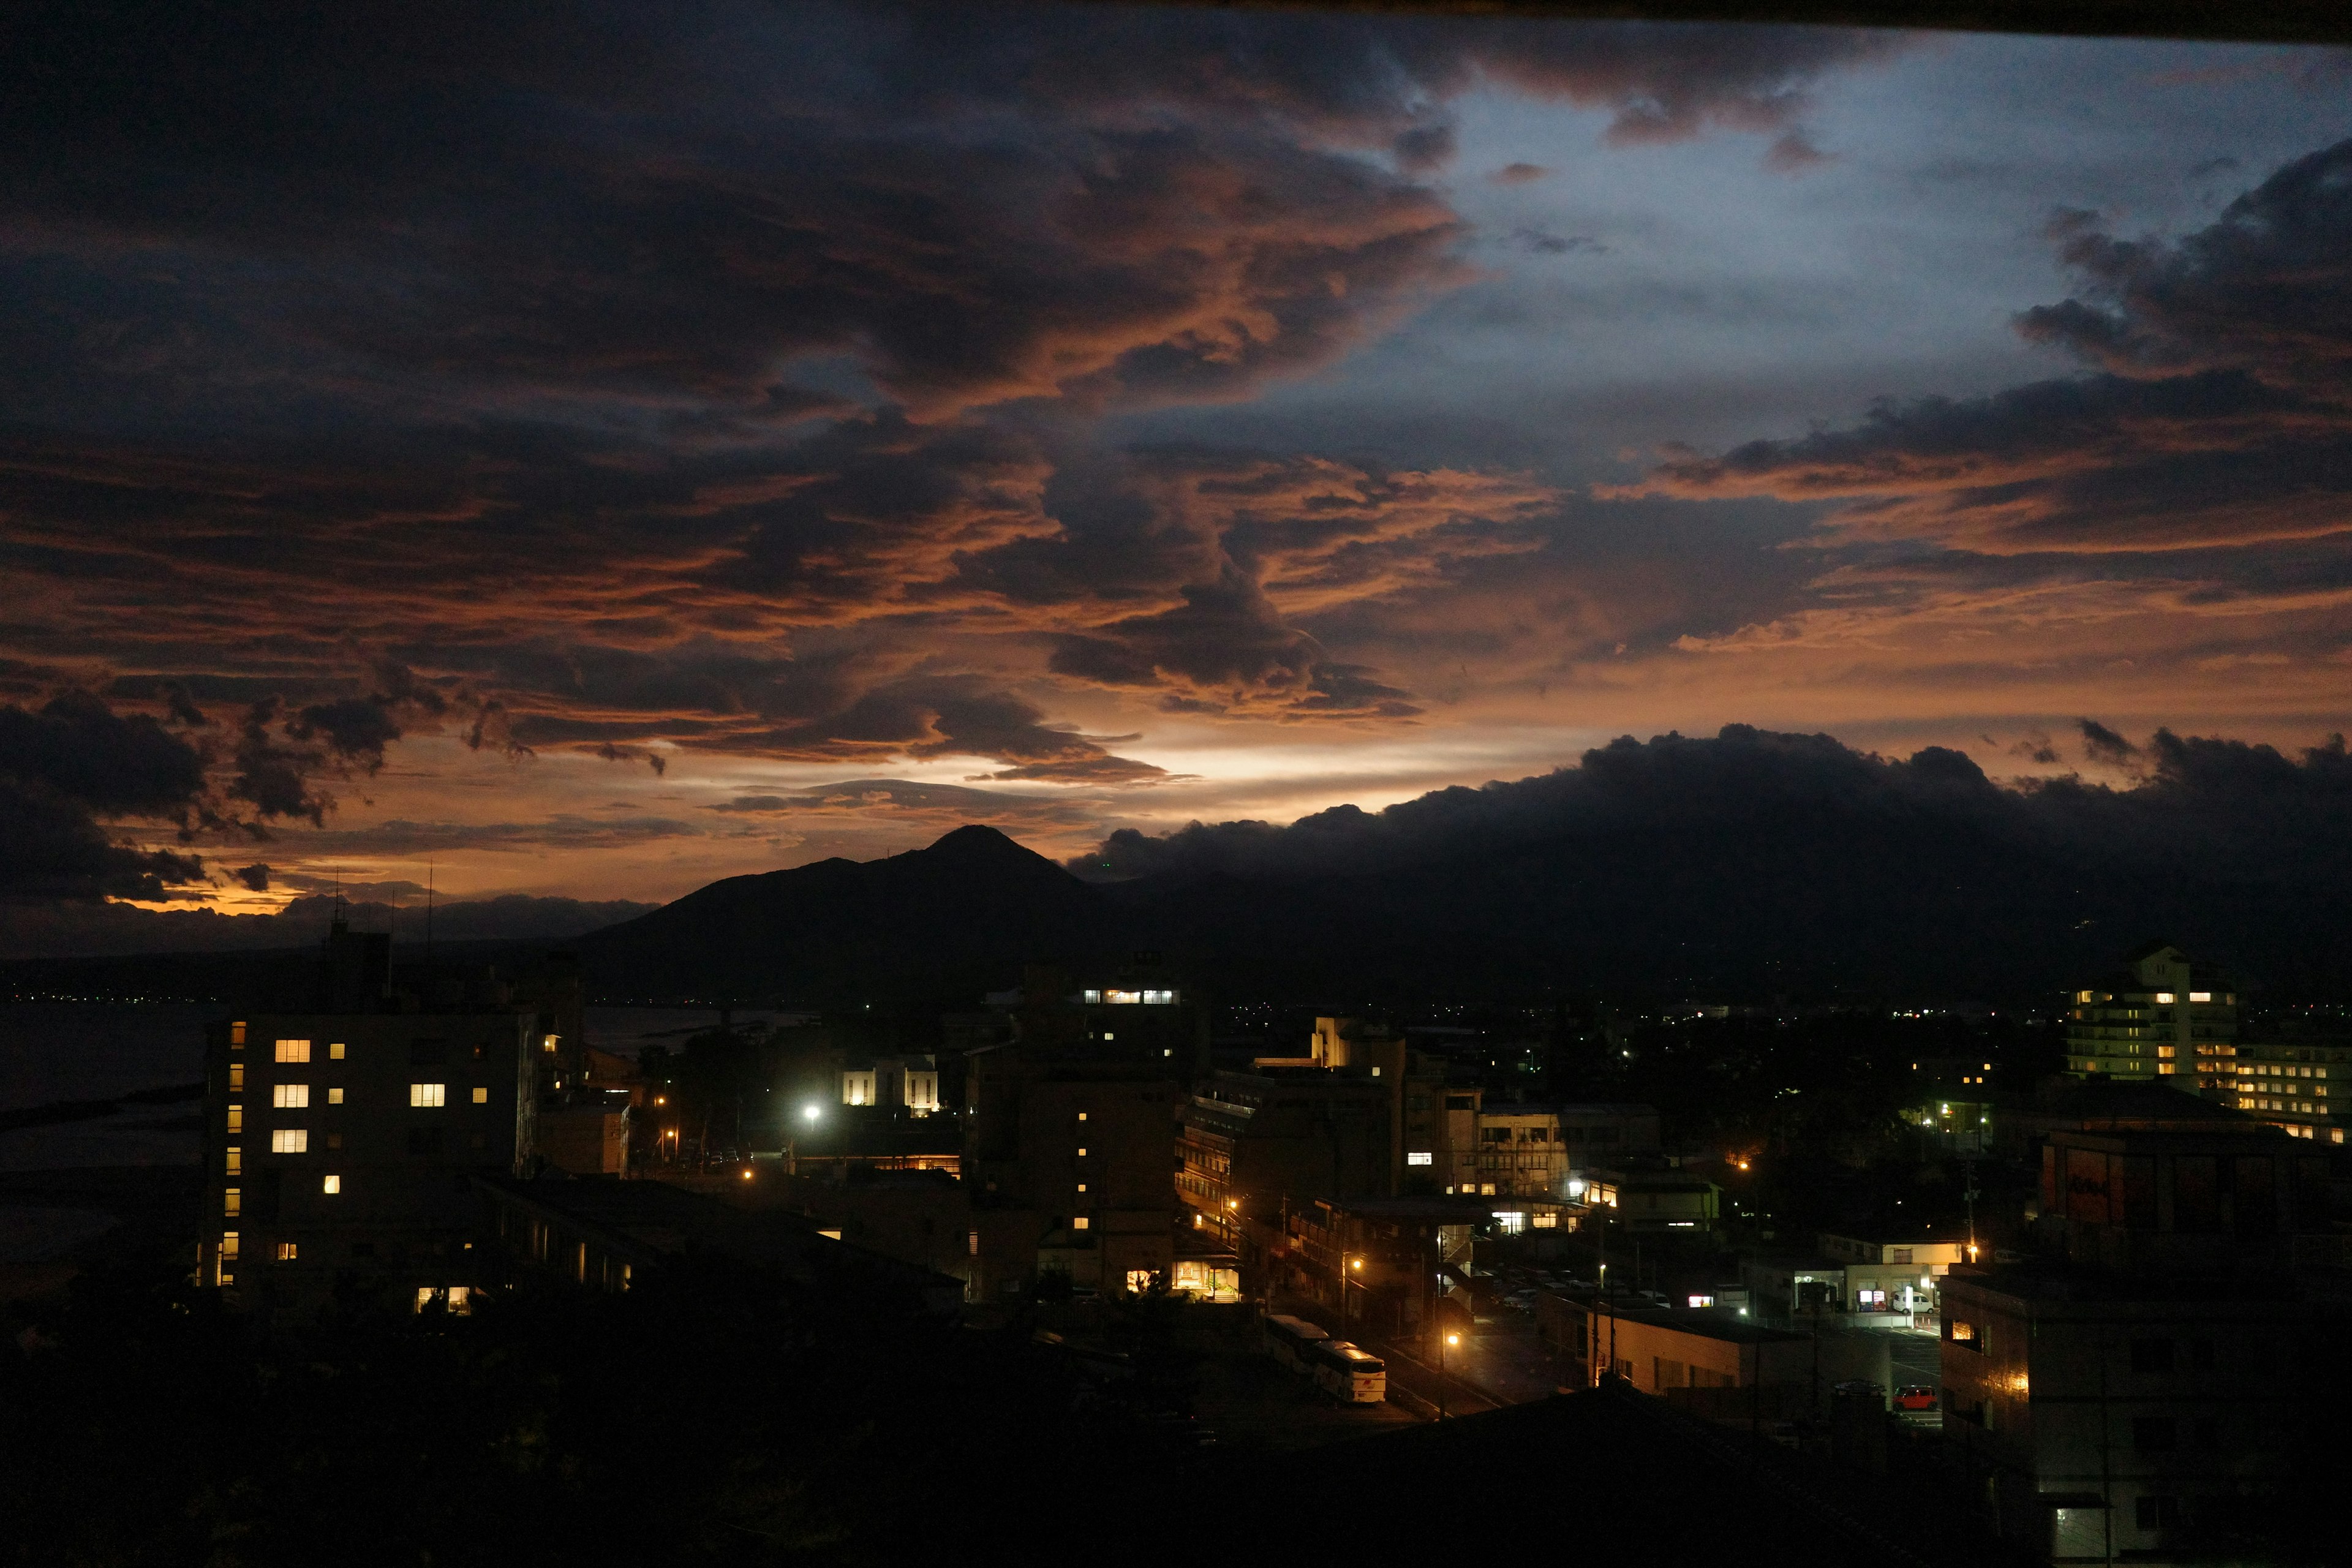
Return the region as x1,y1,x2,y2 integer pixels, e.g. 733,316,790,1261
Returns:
1175,1068,1393,1246
199,918,543,1320
960,962,1194,1300
1902,1055,1999,1152
1578,1164,1722,1234
1940,1110,2349,1559
2228,1025,2350,1145
2064,941,2237,1095
1468,1102,1662,1199
1817,1232,1969,1320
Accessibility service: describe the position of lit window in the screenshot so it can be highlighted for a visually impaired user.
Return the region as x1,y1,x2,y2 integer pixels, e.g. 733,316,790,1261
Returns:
1077,1112,1088,1121
1076,1147,1087,1158
271,1129,308,1153
968,1230,980,1257
410,1083,446,1108
225,1105,243,1134
220,1231,239,1260
230,1021,247,1047
472,1086,488,1104
1084,990,1102,1003
228,1063,244,1091
224,1147,241,1174
1072,1216,1091,1231
328,1087,344,1104
2155,992,2175,1004
274,1038,311,1063
322,1175,341,1194
223,1188,241,1217
541,1035,559,1054
330,1041,345,1059
275,1242,297,1262
1101,1031,1114,1042
2190,992,2211,1003
273,1084,309,1109
1077,1183,1088,1193
1407,1152,1433,1166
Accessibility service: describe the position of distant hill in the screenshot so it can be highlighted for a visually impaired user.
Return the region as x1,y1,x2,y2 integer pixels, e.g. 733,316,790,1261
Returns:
570,824,1120,1006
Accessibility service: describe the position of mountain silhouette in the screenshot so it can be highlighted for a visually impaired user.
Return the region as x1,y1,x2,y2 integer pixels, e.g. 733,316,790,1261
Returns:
571,824,1118,1005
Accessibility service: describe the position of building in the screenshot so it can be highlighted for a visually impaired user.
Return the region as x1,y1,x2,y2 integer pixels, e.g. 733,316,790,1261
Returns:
2063,941,2237,1095
1175,1067,1393,1244
1819,1233,1969,1321
2228,1027,2350,1145
1578,1164,1722,1233
1550,1300,1811,1397
839,1053,943,1114
960,963,1193,1299
1269,1193,1496,1333
1902,1055,1999,1153
199,917,545,1320
1940,1268,2348,1561
1942,1105,2352,1560
1469,1102,1660,1199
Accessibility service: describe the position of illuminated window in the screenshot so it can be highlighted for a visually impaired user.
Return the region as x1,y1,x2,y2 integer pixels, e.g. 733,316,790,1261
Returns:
1077,1112,1088,1122
275,1242,297,1261
2190,992,2211,1003
230,1020,247,1047
1076,1147,1087,1158
1072,1216,1091,1231
274,1038,311,1063
271,1129,308,1153
1101,1031,1114,1042
224,1147,241,1174
410,1083,446,1108
471,1087,488,1104
220,1231,239,1260
1532,1212,1558,1229
1076,1183,1088,1193
228,1063,244,1091
1479,1183,1496,1196
322,1175,340,1194
2155,992,2176,1004
273,1083,309,1109
541,1035,559,1054
225,1105,243,1134
223,1188,241,1217
1407,1152,1433,1166
328,1087,344,1104
330,1041,346,1060
968,1230,980,1257
1083,990,1102,1003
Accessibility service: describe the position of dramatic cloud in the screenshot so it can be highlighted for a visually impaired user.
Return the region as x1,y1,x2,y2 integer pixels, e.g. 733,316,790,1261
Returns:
1619,140,2352,557
0,692,208,899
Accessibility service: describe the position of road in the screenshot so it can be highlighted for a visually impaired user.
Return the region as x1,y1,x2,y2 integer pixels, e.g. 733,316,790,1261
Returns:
1273,1294,1568,1417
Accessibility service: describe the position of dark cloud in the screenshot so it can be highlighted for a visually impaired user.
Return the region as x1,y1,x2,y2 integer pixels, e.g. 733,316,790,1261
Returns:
1490,162,1550,185
1069,724,2352,996
1619,138,2352,558
1507,227,1604,257
0,690,211,900
2078,718,2139,766
233,862,270,892
0,889,660,960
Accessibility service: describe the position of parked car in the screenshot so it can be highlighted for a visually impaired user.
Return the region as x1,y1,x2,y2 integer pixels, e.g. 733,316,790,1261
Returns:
1894,1385,1939,1412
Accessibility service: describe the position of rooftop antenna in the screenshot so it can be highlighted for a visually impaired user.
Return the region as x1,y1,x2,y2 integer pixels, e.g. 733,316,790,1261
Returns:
425,861,435,970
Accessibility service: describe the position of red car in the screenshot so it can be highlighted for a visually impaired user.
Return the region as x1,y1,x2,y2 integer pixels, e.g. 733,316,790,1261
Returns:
1895,1385,1939,1412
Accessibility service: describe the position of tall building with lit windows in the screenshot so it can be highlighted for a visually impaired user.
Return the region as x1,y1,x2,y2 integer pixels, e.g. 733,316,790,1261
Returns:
2064,942,2237,1097
199,917,546,1321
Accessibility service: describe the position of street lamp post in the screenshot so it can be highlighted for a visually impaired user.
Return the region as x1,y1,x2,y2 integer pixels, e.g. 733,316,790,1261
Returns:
1438,1329,1460,1420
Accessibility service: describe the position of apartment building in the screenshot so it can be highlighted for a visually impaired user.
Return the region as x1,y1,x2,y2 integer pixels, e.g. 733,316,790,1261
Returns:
2229,1026,2349,1145
2064,941,2237,1095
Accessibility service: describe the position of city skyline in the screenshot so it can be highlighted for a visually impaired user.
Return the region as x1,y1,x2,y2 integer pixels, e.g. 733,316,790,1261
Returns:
2,4,2349,927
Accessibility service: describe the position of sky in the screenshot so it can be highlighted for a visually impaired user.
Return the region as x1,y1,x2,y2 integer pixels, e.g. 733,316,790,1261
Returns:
2,1,2350,940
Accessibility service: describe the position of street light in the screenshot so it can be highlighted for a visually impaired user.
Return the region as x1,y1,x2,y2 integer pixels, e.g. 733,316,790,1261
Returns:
1438,1329,1461,1420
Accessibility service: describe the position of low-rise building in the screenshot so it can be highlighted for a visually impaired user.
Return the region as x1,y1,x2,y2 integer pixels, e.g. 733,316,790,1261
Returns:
1579,1164,1722,1233
1551,1300,1810,1396
1819,1233,1969,1321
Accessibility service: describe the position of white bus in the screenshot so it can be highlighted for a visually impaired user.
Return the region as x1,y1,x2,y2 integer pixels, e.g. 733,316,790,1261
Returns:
1308,1339,1387,1404
1262,1313,1330,1374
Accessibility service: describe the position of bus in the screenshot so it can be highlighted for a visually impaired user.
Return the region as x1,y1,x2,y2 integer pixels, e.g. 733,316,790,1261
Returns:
1262,1313,1330,1374
1308,1339,1387,1404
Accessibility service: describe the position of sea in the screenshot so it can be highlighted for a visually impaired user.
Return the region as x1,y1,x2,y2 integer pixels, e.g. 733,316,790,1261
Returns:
0,1001,801,1262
